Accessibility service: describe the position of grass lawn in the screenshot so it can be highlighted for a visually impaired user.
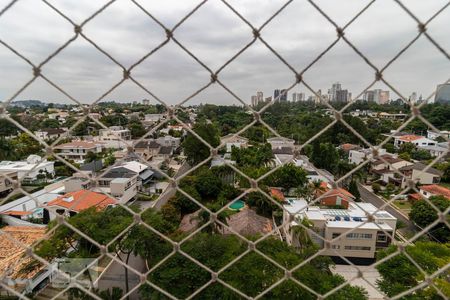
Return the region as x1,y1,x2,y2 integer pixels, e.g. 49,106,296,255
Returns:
393,200,412,211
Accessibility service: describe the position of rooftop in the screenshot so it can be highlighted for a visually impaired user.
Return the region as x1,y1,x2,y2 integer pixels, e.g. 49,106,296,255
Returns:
0,226,46,280
397,135,425,142
54,141,99,149
420,184,450,199
47,190,116,212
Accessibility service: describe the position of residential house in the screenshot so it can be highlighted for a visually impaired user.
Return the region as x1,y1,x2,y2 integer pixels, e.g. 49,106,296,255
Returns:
371,154,413,185
417,142,449,159
339,143,361,153
34,128,67,141
267,137,295,150
283,200,396,259
418,184,450,200
54,141,103,163
46,190,116,219
0,155,55,182
398,162,443,188
156,135,181,148
155,146,174,161
348,148,388,165
134,140,161,161
221,134,249,152
99,126,131,141
144,114,165,124
316,183,355,209
393,134,436,149
427,130,450,140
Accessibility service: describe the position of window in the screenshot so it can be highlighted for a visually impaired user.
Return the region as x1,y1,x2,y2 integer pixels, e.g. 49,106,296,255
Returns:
331,245,340,249
377,234,387,242
344,246,371,251
346,233,372,239
332,233,341,239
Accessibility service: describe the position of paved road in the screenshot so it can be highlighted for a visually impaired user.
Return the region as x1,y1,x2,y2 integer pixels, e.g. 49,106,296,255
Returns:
358,184,416,238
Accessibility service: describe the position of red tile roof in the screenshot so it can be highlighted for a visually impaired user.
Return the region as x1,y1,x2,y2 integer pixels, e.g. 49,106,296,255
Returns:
420,185,450,199
47,190,116,212
398,135,423,142
270,188,285,202
1,210,33,216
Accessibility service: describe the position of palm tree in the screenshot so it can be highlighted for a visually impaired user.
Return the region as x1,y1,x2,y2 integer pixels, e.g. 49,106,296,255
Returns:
291,218,314,254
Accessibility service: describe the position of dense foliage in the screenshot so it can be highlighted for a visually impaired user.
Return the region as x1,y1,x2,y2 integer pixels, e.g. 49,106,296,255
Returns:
376,242,450,299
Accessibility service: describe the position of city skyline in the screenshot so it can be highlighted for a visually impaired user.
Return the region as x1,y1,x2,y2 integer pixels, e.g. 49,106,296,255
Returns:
0,0,449,105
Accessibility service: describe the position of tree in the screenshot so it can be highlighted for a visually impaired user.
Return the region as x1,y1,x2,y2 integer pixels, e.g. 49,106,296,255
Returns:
127,120,146,138
372,183,381,194
409,195,449,242
376,242,450,299
348,180,360,201
264,163,308,191
140,234,367,300
84,151,100,163
310,142,339,174
182,122,220,165
194,168,223,200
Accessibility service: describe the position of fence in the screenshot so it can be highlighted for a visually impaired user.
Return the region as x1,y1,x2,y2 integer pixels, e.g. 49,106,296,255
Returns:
0,0,449,299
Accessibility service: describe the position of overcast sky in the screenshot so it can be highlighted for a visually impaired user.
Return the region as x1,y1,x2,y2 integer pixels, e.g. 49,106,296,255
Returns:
0,0,449,106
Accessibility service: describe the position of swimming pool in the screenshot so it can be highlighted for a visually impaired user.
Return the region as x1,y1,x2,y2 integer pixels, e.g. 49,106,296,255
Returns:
229,200,245,211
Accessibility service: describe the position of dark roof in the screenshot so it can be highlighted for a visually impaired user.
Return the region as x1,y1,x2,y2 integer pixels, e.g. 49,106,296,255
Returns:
102,167,137,179
158,146,173,155
272,147,293,155
400,162,443,176
80,160,103,172
148,141,160,149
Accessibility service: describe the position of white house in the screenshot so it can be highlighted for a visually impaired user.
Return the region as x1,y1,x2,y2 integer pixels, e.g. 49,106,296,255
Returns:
34,128,67,141
267,137,295,150
393,135,436,148
221,134,249,152
0,155,55,182
54,141,103,163
427,130,450,140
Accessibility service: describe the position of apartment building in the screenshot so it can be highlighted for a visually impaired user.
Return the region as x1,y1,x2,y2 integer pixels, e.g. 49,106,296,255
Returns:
283,199,396,259
54,141,103,163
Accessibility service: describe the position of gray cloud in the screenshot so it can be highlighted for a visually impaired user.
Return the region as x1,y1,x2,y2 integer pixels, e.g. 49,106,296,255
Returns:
0,0,449,106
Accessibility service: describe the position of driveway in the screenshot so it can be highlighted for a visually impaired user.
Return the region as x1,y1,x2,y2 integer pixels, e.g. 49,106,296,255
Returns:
331,264,385,300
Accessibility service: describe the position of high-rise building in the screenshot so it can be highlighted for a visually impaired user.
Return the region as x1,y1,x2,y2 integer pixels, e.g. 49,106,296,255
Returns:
328,82,342,102
363,89,389,104
292,92,306,102
379,90,390,104
335,89,350,103
274,89,288,101
256,91,263,104
251,95,258,107
435,83,450,104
